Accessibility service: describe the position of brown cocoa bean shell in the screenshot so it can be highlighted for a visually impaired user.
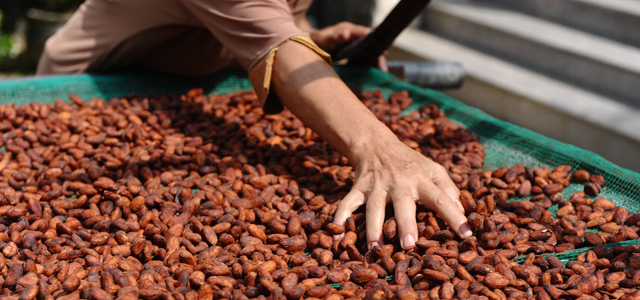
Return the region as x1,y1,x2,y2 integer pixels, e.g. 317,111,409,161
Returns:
483,272,510,289
351,268,378,284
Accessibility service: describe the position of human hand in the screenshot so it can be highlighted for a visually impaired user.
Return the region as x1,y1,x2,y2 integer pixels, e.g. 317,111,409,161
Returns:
310,22,387,71
267,41,466,250
332,138,472,250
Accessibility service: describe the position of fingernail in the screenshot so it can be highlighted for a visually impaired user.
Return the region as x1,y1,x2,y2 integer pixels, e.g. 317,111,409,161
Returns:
369,241,380,251
402,234,415,249
459,223,472,239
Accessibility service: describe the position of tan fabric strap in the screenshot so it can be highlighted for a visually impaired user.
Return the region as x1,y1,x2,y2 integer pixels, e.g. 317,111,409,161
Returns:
253,35,333,114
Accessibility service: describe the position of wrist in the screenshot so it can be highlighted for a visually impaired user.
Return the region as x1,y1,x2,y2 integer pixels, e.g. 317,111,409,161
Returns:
345,126,399,166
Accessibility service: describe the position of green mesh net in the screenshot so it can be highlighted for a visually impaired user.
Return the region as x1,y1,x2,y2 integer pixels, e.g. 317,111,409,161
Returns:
2,66,640,263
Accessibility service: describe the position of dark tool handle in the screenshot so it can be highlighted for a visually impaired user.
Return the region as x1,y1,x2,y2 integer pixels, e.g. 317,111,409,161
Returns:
333,0,432,65
387,61,466,89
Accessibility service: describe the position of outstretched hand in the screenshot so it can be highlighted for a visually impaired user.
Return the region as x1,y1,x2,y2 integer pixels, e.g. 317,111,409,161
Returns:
332,139,472,250
310,21,388,71
266,40,470,252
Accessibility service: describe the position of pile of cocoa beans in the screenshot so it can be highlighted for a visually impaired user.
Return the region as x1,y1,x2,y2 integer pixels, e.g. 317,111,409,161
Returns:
0,88,639,300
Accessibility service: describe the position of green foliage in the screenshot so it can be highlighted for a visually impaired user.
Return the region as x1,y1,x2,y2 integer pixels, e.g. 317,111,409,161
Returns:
0,9,11,60
0,32,12,60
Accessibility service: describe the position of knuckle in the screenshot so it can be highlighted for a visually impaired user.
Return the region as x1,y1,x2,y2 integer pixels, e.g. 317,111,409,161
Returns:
366,198,386,211
340,189,365,208
435,193,451,207
393,192,415,204
434,164,448,174
337,198,356,212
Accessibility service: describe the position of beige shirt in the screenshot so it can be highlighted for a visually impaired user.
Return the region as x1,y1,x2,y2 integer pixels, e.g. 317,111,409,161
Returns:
39,0,313,74
37,0,331,110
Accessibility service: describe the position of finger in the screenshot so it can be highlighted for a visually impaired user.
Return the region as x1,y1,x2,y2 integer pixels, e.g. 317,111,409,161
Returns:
333,188,365,240
338,25,371,42
391,189,417,250
366,187,387,250
431,165,464,214
419,181,472,239
339,29,351,42
378,55,388,72
346,24,371,38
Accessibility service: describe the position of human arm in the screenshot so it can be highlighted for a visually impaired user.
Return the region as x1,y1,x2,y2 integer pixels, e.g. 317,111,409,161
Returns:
178,0,471,248
266,40,472,249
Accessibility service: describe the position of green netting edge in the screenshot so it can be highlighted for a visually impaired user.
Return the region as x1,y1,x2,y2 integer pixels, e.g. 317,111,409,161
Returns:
335,68,640,203
2,67,640,266
333,68,640,264
0,70,253,105
513,239,640,264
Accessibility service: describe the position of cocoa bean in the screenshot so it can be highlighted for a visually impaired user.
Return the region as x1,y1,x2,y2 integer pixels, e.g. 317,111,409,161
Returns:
0,88,635,299
351,268,378,284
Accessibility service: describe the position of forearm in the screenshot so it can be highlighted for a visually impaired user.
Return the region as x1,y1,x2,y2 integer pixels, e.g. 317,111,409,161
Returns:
265,41,471,246
269,41,396,162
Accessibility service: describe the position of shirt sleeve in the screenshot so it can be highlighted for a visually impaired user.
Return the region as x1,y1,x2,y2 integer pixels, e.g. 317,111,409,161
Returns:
179,0,331,113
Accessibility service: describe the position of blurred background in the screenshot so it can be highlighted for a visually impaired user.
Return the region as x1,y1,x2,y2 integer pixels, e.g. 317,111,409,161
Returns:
0,0,82,75
0,0,639,171
295,0,640,172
